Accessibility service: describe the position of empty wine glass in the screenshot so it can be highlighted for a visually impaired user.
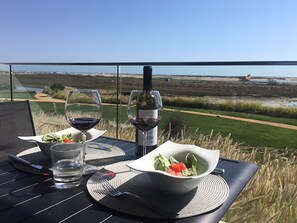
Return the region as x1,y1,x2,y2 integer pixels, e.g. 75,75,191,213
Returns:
65,89,102,175
127,90,163,157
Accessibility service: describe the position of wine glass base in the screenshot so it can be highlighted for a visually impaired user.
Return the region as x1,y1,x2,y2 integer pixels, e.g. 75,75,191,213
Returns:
83,164,98,175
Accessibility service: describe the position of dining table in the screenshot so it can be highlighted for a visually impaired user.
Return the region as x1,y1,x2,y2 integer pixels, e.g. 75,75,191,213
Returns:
0,136,258,223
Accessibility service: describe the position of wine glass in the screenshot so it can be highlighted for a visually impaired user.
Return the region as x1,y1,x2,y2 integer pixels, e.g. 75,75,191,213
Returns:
65,89,102,175
127,90,163,157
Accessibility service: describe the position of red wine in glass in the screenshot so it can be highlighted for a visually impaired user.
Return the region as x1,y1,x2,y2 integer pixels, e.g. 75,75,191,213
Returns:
130,117,160,132
68,117,100,131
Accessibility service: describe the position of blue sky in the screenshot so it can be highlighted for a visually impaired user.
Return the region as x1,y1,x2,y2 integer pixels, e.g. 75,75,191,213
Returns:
1,0,297,76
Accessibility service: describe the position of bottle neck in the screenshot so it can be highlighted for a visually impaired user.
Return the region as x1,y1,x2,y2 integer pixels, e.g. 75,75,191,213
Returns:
143,66,152,91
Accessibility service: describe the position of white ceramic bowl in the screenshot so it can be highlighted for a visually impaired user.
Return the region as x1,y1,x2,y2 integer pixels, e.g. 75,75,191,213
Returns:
19,127,107,159
127,141,220,195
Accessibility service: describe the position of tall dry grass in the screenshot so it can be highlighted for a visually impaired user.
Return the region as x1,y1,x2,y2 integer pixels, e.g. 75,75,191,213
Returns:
33,112,297,223
45,87,297,119
162,95,297,119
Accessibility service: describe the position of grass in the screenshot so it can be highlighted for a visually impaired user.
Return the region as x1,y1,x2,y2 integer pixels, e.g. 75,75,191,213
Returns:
169,110,297,148
29,101,122,121
0,91,36,99
172,106,297,126
32,112,297,223
162,95,297,119
28,101,297,149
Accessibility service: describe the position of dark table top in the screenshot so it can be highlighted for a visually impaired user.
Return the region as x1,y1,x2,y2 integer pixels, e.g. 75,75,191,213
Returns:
0,137,258,223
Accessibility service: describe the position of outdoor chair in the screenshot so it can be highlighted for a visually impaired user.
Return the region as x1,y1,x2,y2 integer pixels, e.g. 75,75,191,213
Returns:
0,101,36,159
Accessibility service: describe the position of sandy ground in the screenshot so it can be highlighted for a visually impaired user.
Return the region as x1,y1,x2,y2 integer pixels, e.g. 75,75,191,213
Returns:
0,92,65,103
34,92,65,103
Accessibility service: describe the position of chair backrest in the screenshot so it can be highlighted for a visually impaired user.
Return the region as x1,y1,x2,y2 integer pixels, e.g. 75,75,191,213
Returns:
0,101,36,155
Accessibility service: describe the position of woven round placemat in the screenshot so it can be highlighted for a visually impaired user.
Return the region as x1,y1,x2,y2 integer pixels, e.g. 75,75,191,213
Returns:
87,161,229,219
15,143,126,170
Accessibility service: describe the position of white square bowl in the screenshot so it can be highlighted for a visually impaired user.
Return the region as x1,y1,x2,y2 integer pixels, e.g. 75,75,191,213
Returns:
127,141,220,195
19,127,106,159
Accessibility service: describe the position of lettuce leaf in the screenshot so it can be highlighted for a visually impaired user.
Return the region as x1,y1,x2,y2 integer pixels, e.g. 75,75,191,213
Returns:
184,153,201,176
154,153,171,171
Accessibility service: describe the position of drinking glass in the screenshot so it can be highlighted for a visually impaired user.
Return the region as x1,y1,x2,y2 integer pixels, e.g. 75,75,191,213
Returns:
127,90,163,156
65,89,102,175
50,143,83,189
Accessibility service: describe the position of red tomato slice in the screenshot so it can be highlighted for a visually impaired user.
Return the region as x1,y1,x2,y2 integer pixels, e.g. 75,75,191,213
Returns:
63,138,73,143
179,162,187,171
171,163,181,172
171,162,187,173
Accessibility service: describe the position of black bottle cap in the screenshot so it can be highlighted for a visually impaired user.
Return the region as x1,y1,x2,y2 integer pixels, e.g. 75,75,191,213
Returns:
143,66,152,90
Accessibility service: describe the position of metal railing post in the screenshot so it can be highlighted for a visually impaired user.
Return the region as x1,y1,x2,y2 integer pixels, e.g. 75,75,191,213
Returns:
9,65,13,101
116,65,120,139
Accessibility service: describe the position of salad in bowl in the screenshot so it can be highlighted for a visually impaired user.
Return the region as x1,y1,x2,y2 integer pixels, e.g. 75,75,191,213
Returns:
19,127,106,159
127,141,219,195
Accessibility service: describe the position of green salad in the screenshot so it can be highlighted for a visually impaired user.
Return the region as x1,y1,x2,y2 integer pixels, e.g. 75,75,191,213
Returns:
42,133,74,143
154,153,202,176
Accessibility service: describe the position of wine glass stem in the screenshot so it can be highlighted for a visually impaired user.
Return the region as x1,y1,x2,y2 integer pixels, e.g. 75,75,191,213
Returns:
81,132,87,166
142,130,147,156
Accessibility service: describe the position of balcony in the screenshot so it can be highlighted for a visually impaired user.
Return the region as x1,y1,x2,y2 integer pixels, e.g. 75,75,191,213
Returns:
1,61,297,222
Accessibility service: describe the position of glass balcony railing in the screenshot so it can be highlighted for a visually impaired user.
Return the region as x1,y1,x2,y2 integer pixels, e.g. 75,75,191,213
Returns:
1,61,297,149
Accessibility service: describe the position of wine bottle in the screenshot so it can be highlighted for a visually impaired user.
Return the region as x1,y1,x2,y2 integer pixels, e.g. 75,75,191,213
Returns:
135,66,158,158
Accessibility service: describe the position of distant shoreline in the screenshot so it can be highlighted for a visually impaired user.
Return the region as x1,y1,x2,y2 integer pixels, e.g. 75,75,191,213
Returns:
0,70,296,80
2,72,297,99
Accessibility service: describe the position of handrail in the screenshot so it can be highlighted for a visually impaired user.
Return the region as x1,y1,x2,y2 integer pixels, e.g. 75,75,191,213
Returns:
2,61,297,66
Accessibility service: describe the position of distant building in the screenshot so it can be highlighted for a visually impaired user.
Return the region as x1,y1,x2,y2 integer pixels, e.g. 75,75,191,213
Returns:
239,74,251,81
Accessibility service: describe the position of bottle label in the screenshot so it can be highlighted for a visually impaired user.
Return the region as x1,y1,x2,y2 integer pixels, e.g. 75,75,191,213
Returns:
137,109,158,146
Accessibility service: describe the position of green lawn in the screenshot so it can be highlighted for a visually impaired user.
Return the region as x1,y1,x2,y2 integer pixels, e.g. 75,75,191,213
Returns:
30,101,65,114
29,101,125,121
28,101,297,149
164,110,297,149
171,106,297,126
0,91,36,99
